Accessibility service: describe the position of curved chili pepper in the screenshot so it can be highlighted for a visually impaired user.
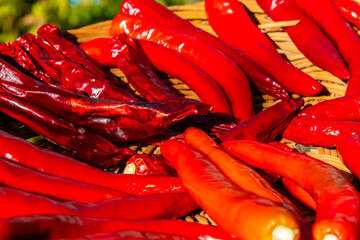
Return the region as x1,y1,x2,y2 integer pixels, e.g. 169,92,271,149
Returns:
15,33,139,102
205,0,324,96
282,178,316,211
0,89,124,167
79,38,116,68
120,0,289,100
298,94,360,121
0,186,197,221
256,0,350,81
220,98,304,142
283,116,360,148
0,130,186,196
0,157,130,203
161,139,301,240
110,14,254,123
337,133,360,181
221,140,360,240
0,215,235,240
332,0,360,30
294,0,360,95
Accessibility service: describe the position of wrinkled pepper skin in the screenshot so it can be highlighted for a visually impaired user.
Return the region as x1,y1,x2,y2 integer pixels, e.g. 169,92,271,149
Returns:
337,133,360,181
205,0,324,96
161,140,301,240
79,38,116,67
0,215,235,240
0,157,129,203
333,0,360,29
120,0,289,100
283,116,360,148
294,0,360,96
282,178,316,211
110,14,254,123
0,58,212,143
256,0,350,81
0,130,186,196
0,186,197,221
220,98,304,142
0,89,124,167
222,140,360,240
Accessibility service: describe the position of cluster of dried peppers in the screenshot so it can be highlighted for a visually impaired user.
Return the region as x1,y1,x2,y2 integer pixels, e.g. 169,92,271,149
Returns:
1,0,360,239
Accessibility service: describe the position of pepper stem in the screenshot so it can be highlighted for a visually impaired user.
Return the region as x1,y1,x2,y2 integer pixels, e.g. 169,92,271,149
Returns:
323,234,339,240
272,225,296,240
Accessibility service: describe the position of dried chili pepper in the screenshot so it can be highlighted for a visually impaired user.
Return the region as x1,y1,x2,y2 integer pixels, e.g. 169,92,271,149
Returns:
79,38,116,67
220,98,304,142
161,139,301,240
0,215,235,240
15,33,139,102
0,186,197,221
0,156,130,203
0,57,212,142
337,133,360,181
120,0,289,100
110,14,254,123
282,178,316,211
222,140,360,240
256,0,350,81
123,154,177,177
0,130,186,196
332,0,360,29
294,0,360,95
206,0,325,96
109,34,178,101
0,89,124,167
283,116,360,148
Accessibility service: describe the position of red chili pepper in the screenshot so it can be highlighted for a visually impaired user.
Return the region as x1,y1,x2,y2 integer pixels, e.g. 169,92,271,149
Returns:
0,156,130,203
0,186,197,221
124,154,177,177
15,33,139,102
0,89,125,167
0,58,212,143
0,215,235,240
161,139,301,240
110,14,254,123
282,178,316,211
221,140,360,240
332,0,360,30
0,130,186,196
37,24,112,80
109,34,178,101
283,116,360,148
120,0,289,100
298,94,360,121
205,0,324,96
79,38,116,68
220,98,304,142
256,0,350,81
294,0,360,95
337,133,360,181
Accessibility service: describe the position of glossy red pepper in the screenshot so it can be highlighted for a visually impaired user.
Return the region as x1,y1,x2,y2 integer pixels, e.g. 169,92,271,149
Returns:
110,14,254,123
256,0,350,81
282,178,316,211
109,34,178,102
220,98,304,142
0,58,212,143
283,116,360,148
0,130,186,196
0,215,235,240
222,140,360,240
120,0,289,100
332,0,360,29
0,186,197,221
79,38,116,67
0,89,125,167
294,0,360,95
161,139,301,240
0,156,130,203
123,154,177,177
337,133,360,181
15,33,139,102
205,0,324,96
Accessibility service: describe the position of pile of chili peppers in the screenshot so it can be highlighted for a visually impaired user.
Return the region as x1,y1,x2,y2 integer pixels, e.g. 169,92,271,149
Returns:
1,0,360,239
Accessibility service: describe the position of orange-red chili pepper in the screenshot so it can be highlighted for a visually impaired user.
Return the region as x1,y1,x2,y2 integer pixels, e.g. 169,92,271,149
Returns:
337,133,360,181
282,178,316,211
